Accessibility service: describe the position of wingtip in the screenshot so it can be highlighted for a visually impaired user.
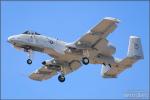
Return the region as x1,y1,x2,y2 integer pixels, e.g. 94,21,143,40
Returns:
104,17,120,23
28,73,43,81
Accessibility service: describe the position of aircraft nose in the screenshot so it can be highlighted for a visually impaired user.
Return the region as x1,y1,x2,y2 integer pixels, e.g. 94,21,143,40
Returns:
8,36,15,43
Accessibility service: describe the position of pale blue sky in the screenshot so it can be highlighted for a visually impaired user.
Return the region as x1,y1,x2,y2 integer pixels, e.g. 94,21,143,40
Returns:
1,1,149,99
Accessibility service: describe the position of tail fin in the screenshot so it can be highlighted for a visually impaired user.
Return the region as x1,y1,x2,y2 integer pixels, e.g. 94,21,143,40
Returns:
118,35,144,67
127,36,144,59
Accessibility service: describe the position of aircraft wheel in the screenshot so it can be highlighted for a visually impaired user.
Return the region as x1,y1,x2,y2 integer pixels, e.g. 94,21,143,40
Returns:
27,59,32,64
58,75,65,82
82,57,89,65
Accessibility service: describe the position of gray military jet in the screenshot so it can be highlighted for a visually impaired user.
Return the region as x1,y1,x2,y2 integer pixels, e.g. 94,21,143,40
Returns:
8,17,144,82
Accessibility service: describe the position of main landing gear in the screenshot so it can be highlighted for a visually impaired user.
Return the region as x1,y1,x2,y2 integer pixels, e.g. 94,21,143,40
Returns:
82,49,90,65
82,57,89,65
58,74,65,82
58,66,65,82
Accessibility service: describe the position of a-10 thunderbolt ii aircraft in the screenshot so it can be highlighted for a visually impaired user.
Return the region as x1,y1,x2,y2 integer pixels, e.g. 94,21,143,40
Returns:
8,17,144,82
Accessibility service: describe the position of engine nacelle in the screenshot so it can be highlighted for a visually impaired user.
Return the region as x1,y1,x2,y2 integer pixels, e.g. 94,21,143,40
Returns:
107,43,116,55
97,39,116,56
42,60,52,65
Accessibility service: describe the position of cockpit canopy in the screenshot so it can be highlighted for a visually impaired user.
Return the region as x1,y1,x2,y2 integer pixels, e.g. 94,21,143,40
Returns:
22,31,41,35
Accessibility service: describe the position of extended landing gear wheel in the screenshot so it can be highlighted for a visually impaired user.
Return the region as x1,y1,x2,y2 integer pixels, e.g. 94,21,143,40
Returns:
82,57,89,65
58,75,65,82
26,49,33,65
27,59,32,64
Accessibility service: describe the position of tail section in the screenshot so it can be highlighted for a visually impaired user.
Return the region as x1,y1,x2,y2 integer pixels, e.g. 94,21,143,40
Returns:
119,36,144,67
127,36,144,59
101,36,144,78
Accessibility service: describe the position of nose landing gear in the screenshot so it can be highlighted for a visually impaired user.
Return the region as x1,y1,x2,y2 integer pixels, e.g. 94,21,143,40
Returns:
25,48,33,65
82,50,90,65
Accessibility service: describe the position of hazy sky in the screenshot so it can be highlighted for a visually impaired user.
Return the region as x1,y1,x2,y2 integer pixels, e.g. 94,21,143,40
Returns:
1,1,149,99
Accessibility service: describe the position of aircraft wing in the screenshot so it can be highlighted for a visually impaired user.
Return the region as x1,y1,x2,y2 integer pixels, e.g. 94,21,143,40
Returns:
29,59,81,81
74,17,120,49
29,66,57,81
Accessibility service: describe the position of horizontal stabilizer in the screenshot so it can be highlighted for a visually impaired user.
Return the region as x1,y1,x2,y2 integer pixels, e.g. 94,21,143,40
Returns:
101,64,117,78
